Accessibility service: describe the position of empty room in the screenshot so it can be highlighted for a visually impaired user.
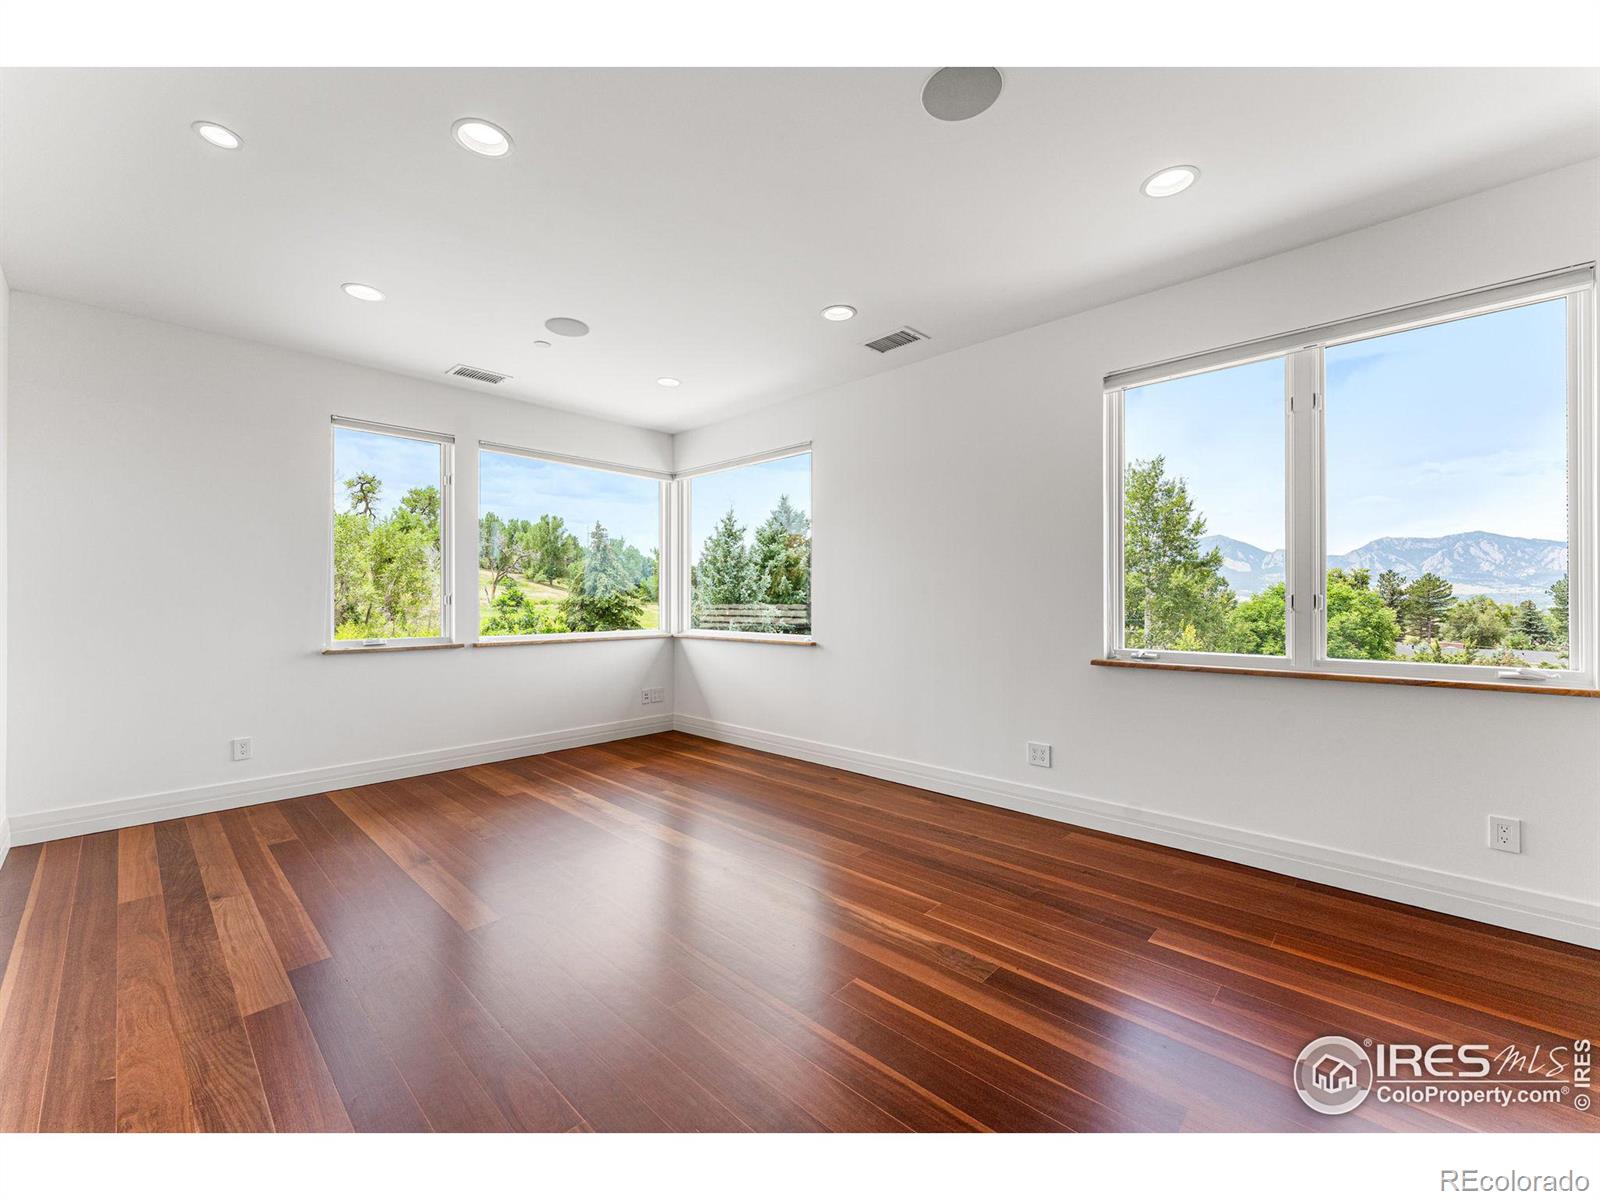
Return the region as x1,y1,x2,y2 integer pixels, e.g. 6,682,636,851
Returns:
1,6,1597,1195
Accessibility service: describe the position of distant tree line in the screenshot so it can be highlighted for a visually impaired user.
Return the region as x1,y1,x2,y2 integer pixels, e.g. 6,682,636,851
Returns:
1124,457,1568,666
479,512,657,636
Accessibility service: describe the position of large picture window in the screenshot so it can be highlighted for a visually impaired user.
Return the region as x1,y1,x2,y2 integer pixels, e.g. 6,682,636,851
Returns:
1104,269,1594,689
477,445,666,639
330,418,453,645
683,449,812,636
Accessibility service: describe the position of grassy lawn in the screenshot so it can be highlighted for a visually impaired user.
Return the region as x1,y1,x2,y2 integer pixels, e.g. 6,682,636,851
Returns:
478,569,660,631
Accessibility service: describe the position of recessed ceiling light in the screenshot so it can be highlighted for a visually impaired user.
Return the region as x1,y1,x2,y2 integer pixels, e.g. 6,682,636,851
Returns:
1141,165,1200,198
452,118,513,158
821,305,857,322
341,282,386,302
657,377,681,388
544,317,589,337
192,121,242,150
921,68,1003,122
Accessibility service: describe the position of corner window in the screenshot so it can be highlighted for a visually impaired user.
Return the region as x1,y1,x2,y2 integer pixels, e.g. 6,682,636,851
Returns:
330,418,453,645
682,450,812,636
1104,269,1593,689
477,445,666,639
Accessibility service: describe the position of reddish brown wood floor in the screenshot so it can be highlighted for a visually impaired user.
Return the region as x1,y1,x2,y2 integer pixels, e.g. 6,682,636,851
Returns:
0,731,1595,1132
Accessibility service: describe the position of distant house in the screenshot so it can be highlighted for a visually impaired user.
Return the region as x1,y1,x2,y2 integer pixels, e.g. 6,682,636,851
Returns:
1313,1055,1357,1093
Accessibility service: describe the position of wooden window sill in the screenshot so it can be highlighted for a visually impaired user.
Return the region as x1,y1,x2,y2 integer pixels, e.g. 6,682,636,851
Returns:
677,631,818,646
1090,657,1598,697
323,642,465,655
473,631,671,647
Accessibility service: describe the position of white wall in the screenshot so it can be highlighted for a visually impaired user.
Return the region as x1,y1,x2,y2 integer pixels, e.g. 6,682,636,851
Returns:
6,295,674,841
0,265,10,867
672,160,1600,946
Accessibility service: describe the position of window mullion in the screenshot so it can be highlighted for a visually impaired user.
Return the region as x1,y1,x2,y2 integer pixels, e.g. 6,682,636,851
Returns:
1287,347,1321,670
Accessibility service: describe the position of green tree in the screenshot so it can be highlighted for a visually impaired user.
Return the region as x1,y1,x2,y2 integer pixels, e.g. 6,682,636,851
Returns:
1325,575,1401,660
562,521,645,632
345,472,381,519
1328,566,1371,592
1442,595,1510,650
694,508,760,609
527,514,581,584
1403,573,1454,640
1122,457,1235,650
1548,576,1569,646
480,582,567,636
1376,570,1408,619
400,485,441,529
1513,600,1551,647
478,511,525,600
1220,584,1286,655
752,495,811,606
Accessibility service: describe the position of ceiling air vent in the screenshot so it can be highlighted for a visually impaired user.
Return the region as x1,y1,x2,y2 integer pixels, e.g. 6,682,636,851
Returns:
446,364,512,385
864,327,929,354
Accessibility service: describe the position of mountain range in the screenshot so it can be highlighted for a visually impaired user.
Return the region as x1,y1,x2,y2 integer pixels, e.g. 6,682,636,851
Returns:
1199,531,1568,605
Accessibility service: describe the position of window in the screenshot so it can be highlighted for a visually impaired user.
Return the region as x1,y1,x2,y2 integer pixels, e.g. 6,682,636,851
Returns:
330,418,453,645
477,445,666,639
1121,356,1288,658
1104,268,1594,689
682,449,812,636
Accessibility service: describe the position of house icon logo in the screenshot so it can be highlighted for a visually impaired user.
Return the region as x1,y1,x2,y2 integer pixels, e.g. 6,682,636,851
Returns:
1294,1036,1374,1115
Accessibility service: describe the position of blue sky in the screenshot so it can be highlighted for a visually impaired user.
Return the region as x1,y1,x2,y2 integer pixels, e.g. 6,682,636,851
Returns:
690,453,811,558
479,452,660,551
1124,298,1568,554
334,427,442,519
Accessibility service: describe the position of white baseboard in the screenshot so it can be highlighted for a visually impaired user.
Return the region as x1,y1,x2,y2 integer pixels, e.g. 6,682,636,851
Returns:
673,713,1600,950
8,714,674,847
0,816,11,874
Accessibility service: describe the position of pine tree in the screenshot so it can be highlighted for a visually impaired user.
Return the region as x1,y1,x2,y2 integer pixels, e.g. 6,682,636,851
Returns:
1514,600,1550,646
1548,576,1569,646
694,509,759,607
1376,570,1408,618
562,521,643,631
752,495,811,605
1403,573,1454,640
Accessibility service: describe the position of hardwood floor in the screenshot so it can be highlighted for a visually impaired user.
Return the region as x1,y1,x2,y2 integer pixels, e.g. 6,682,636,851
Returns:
0,731,1595,1133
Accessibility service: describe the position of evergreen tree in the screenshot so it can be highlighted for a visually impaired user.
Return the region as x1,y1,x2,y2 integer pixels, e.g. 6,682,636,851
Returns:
1403,573,1454,639
1376,570,1408,619
752,495,811,606
1514,600,1551,646
562,521,644,632
694,509,759,608
1122,457,1234,650
1548,576,1569,646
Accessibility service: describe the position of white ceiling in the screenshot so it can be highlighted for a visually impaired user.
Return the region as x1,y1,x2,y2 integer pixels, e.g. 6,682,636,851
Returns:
3,68,1597,432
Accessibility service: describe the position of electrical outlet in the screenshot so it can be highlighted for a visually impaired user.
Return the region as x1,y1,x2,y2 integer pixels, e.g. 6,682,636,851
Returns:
1488,816,1522,854
230,737,253,762
1026,742,1052,768
641,687,665,706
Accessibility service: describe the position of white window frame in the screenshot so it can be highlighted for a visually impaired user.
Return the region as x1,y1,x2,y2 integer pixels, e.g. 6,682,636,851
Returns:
329,416,456,649
474,441,672,643
673,443,815,643
1103,266,1596,691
